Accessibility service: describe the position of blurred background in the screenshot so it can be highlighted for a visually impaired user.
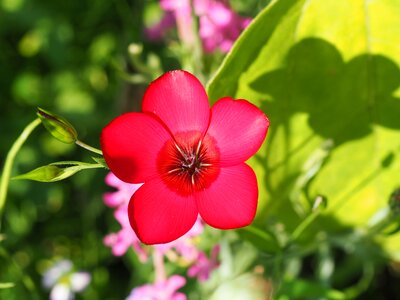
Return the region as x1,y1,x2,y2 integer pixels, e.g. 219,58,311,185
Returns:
0,0,143,298
0,0,266,299
3,0,400,299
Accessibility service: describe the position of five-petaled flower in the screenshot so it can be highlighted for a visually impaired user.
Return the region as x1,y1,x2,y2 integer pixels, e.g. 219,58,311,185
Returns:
101,70,269,244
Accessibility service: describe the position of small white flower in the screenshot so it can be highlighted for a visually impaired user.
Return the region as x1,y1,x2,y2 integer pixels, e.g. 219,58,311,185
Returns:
43,260,72,289
50,283,73,300
42,259,91,300
70,272,91,292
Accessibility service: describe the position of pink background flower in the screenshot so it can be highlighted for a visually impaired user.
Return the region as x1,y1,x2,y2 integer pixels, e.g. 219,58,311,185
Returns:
126,275,187,300
188,245,220,281
103,173,148,260
155,217,204,262
151,0,251,53
103,172,207,263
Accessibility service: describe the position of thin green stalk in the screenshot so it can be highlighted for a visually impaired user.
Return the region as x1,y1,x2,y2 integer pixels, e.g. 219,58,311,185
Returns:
78,164,105,170
75,140,103,155
177,0,204,80
153,249,166,283
272,252,283,294
290,210,321,243
242,225,278,245
128,44,155,77
0,118,41,224
343,263,374,299
189,0,204,82
0,247,40,298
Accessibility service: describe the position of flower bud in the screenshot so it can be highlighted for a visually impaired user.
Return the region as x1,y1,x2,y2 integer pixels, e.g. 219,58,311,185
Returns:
37,107,78,144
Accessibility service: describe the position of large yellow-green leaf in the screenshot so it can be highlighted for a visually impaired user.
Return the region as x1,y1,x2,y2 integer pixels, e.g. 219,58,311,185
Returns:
207,0,400,256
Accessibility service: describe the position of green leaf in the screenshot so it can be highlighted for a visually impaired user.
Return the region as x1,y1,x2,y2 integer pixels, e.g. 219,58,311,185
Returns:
207,0,400,256
13,161,103,182
37,107,78,143
277,279,346,300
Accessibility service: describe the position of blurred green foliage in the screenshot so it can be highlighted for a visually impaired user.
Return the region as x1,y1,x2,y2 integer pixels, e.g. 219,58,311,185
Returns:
3,0,400,298
0,0,158,299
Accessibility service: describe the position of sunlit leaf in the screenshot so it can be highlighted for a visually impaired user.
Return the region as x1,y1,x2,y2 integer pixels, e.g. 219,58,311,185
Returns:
207,0,400,256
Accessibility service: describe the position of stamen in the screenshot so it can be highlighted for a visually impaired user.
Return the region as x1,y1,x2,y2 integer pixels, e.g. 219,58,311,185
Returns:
167,168,181,174
195,139,202,156
174,143,186,158
191,174,195,185
199,163,212,167
157,132,219,196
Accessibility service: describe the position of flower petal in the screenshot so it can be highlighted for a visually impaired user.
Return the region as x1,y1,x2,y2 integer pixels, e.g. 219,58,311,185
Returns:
195,163,258,229
101,112,171,183
128,178,198,244
142,70,210,135
207,97,269,166
50,284,72,300
163,275,187,297
70,272,91,292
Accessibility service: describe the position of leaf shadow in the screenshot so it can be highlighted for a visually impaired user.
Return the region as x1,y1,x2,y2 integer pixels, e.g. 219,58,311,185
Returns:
251,38,400,145
249,37,400,231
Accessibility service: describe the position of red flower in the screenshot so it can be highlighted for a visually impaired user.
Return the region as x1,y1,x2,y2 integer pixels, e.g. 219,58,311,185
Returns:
101,70,269,244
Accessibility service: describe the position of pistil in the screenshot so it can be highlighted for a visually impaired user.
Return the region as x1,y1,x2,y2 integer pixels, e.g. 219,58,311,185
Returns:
158,132,220,195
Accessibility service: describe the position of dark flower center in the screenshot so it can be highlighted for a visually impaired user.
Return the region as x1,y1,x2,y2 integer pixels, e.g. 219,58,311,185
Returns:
157,131,220,195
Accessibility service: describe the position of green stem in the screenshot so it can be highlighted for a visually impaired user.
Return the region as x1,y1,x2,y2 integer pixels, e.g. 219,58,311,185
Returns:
128,45,155,77
177,0,204,80
75,140,103,155
272,252,283,294
242,225,278,245
290,210,321,242
189,0,204,82
153,250,166,283
0,247,40,298
79,164,105,170
0,118,41,226
343,263,374,299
